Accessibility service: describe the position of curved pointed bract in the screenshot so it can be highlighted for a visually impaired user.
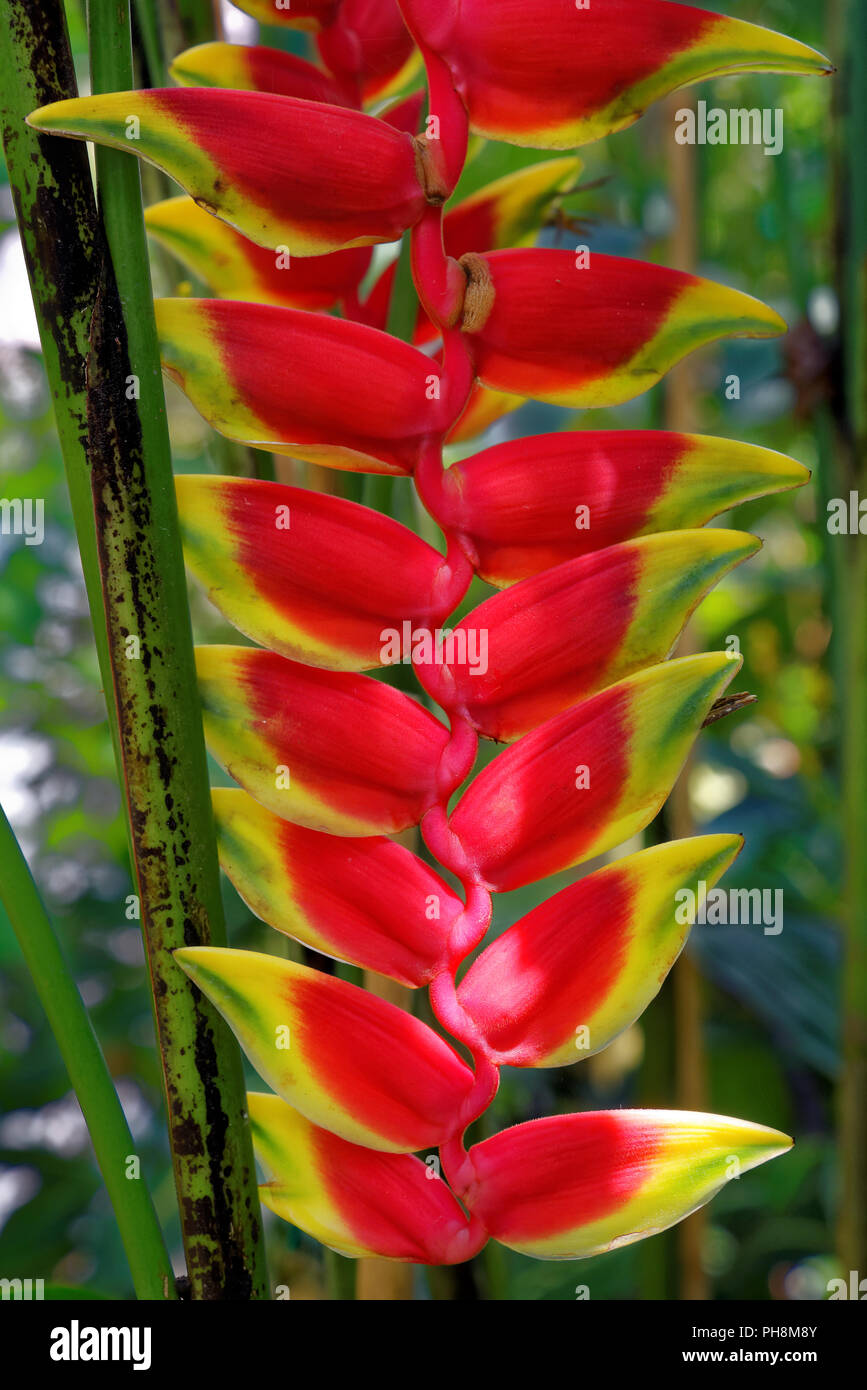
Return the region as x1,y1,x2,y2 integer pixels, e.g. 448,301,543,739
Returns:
459,250,786,409
196,646,458,836
414,530,759,741
212,788,462,986
399,0,832,149
440,652,741,890
175,475,471,670
456,1109,792,1258
425,432,809,587
170,42,356,107
28,90,427,256
249,1094,485,1263
146,197,371,311
174,948,474,1152
156,299,458,474
457,836,742,1067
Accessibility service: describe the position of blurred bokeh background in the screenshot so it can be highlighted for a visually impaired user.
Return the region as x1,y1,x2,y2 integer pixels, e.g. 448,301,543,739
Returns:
0,0,858,1299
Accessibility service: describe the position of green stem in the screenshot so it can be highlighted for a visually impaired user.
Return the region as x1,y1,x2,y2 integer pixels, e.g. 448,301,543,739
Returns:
82,0,268,1299
0,804,174,1301
132,0,168,86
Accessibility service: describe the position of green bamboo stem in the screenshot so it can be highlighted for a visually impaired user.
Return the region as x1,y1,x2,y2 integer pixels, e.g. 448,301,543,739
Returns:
79,0,268,1299
836,0,867,1279
0,803,174,1301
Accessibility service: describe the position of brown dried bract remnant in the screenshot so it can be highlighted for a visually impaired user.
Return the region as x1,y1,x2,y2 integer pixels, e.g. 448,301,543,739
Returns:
412,135,449,205
459,253,495,334
701,691,757,728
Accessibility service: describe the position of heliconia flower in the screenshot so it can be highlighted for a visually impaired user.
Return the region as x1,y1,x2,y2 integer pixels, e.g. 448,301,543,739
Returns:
195,645,470,836
175,946,475,1151
174,475,471,670
457,835,742,1067
436,652,740,891
156,299,461,474
457,249,786,408
398,0,832,150
421,431,809,587
28,91,430,256
231,0,419,104
249,1093,486,1262
212,787,463,986
414,530,758,742
28,0,806,1277
452,1109,792,1258
169,42,356,107
145,197,372,311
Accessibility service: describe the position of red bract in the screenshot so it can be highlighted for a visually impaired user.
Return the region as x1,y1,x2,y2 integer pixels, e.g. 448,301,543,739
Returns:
399,0,831,149
31,0,829,1267
29,89,432,255
156,299,467,473
455,249,786,407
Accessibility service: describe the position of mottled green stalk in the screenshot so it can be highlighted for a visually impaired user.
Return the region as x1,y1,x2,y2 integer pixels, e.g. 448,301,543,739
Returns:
82,0,268,1299
0,804,174,1301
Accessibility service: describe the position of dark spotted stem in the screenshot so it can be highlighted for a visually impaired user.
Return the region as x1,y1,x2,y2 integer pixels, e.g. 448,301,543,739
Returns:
0,0,267,1298
83,0,268,1300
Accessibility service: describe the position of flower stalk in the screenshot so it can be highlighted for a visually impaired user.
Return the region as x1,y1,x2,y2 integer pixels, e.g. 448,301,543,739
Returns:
83,0,269,1301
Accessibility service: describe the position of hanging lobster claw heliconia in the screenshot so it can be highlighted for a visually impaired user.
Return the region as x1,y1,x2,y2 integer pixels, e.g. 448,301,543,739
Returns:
29,0,831,1264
